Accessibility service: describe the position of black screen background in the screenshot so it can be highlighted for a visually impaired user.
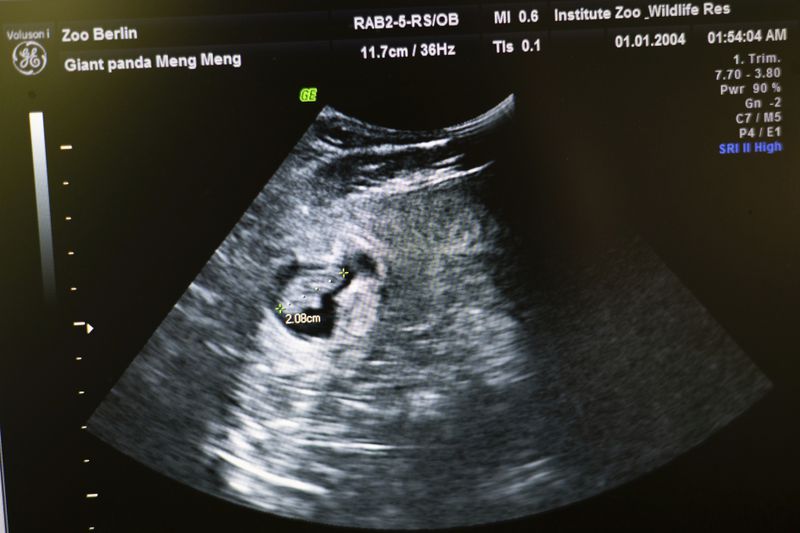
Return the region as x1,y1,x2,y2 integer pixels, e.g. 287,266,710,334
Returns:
0,0,798,531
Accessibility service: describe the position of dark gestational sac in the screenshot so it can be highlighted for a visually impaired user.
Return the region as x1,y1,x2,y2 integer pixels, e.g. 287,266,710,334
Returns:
89,95,769,529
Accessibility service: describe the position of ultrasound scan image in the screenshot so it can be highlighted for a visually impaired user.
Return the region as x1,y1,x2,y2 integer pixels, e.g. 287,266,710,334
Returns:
89,96,770,529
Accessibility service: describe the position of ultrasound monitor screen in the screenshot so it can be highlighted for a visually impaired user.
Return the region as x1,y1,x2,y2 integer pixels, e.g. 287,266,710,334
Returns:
0,1,798,532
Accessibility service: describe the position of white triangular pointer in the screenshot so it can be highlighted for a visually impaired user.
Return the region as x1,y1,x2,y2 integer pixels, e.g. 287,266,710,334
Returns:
86,323,94,334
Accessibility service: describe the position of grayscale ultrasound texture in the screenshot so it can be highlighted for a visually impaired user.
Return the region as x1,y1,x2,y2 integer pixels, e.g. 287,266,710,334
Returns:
89,96,769,529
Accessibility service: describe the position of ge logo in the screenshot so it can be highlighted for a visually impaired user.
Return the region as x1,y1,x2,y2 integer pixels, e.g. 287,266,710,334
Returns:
12,41,47,76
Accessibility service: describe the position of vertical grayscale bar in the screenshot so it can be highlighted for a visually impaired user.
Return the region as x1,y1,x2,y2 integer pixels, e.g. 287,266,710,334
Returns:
0,428,8,533
29,112,56,303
